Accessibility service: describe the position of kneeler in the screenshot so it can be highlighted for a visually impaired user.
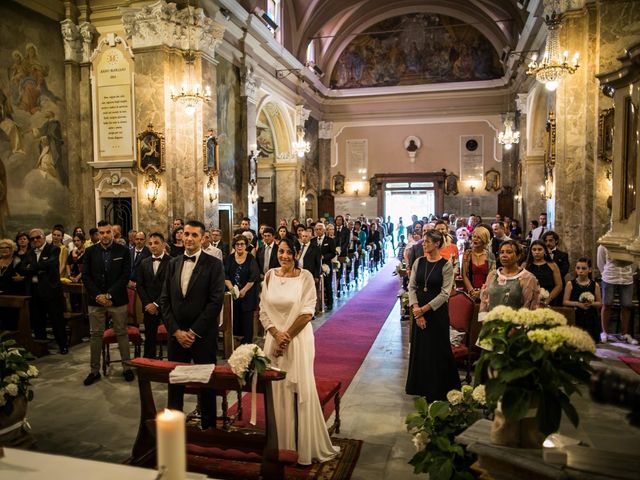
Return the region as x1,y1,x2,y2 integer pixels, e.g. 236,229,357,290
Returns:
125,358,296,480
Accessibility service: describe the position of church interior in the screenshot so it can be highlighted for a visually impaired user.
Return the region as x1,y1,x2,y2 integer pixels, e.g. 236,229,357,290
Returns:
2,0,640,478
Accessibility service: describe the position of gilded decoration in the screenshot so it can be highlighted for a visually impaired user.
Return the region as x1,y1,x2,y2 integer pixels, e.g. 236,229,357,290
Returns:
544,111,556,179
137,123,165,173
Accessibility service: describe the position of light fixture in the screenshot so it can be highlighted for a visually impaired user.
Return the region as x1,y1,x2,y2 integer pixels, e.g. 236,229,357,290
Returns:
170,3,211,115
526,5,579,91
144,171,161,205
498,116,520,150
275,68,301,79
539,184,547,199
292,126,310,157
205,173,218,203
468,179,481,193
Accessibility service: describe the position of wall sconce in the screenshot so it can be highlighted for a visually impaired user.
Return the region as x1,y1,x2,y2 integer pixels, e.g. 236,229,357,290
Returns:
206,173,218,203
249,180,258,204
468,179,481,193
144,171,161,205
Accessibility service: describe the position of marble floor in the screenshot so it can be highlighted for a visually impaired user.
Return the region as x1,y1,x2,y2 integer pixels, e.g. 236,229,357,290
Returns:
19,267,640,479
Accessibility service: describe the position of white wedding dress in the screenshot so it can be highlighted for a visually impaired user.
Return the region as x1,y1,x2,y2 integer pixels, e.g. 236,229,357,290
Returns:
260,269,339,465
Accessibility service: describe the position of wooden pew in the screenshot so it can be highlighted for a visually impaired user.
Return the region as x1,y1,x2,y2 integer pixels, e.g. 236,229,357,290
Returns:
62,282,89,346
125,358,292,480
0,295,48,357
219,292,234,359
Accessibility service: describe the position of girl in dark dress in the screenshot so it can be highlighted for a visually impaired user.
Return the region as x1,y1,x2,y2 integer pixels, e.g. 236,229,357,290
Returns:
169,227,185,257
563,257,602,343
224,235,260,344
406,230,461,401
524,240,562,306
14,232,30,266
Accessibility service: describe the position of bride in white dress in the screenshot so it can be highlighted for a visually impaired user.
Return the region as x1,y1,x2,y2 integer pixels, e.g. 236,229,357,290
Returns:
260,237,339,465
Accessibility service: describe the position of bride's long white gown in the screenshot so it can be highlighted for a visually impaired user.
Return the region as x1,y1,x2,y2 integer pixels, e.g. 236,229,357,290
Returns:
260,269,339,465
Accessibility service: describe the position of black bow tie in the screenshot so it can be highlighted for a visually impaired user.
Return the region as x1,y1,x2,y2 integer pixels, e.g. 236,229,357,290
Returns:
183,255,196,263
152,257,162,262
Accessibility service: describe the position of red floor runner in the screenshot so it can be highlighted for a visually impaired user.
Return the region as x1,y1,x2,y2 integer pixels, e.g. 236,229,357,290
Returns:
232,262,400,426
619,356,640,375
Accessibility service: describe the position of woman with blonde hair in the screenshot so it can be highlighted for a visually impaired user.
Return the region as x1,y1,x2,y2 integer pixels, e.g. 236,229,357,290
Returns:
461,225,494,300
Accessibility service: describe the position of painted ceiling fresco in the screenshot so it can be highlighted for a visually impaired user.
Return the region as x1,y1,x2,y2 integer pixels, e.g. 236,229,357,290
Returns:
329,13,503,89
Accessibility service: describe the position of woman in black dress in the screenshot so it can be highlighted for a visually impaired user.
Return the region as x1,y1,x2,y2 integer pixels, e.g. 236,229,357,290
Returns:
406,230,461,401
0,239,24,330
563,257,602,342
523,240,562,306
224,234,260,344
169,227,185,257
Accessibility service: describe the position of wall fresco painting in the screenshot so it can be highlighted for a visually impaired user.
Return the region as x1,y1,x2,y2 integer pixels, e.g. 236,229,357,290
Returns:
0,3,67,234
330,13,503,89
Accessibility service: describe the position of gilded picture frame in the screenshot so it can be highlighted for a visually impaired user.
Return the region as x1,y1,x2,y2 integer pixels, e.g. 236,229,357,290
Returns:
484,168,501,192
137,124,165,173
598,107,614,163
203,129,219,174
332,171,345,194
444,172,459,196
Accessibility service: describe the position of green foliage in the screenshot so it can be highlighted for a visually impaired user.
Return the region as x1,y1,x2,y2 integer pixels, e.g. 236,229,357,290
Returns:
473,310,596,436
406,386,490,479
0,334,39,415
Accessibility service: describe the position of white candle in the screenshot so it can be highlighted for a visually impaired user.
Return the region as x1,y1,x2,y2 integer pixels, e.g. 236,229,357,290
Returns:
156,409,186,480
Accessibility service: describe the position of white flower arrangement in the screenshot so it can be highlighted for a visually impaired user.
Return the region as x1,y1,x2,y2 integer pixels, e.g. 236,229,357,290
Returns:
446,390,464,405
579,291,595,303
527,325,596,354
230,285,240,300
483,306,567,327
0,335,39,415
228,343,271,387
331,257,340,267
335,246,341,255
471,385,486,405
322,264,330,276
539,288,550,301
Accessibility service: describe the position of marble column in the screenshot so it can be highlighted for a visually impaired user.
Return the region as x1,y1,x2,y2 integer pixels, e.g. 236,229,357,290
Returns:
318,121,334,218
240,63,261,227
121,0,225,232
274,162,298,223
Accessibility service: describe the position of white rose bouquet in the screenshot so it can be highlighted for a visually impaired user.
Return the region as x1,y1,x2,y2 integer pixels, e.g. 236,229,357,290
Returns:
322,264,330,276
539,288,550,304
228,344,274,425
230,285,240,300
578,291,595,304
0,335,39,415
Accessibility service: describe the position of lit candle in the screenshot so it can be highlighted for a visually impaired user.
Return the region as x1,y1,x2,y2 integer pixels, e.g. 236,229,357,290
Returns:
156,409,186,480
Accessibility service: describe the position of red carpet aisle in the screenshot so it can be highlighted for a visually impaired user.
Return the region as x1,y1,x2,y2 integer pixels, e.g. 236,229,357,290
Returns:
619,356,640,375
232,261,400,423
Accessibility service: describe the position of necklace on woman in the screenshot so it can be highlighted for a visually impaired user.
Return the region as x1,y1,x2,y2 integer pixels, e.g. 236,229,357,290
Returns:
422,259,437,292
279,268,294,284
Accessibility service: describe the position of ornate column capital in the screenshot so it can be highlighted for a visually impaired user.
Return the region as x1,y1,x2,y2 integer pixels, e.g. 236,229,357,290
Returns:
121,0,225,58
61,19,82,63
295,105,311,126
319,121,333,140
79,22,98,64
240,64,262,103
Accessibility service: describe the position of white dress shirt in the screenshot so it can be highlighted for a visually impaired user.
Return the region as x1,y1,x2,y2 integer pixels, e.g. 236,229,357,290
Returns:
298,242,309,268
152,253,165,275
203,245,223,261
180,249,202,296
263,242,274,274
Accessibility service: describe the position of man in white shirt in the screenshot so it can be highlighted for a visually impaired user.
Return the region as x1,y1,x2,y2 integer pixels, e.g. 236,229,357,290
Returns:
530,212,548,241
201,230,223,261
597,244,638,344
45,223,72,248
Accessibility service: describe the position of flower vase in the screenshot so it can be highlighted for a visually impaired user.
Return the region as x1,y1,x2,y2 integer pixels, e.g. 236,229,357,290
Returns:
490,402,545,449
0,396,35,448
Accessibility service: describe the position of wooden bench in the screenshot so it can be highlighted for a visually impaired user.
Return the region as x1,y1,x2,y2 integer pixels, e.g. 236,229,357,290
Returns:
0,295,48,357
125,358,292,480
62,282,89,346
315,378,341,434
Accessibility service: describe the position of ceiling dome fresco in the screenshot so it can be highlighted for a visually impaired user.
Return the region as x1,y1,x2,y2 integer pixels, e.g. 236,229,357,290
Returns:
329,13,504,89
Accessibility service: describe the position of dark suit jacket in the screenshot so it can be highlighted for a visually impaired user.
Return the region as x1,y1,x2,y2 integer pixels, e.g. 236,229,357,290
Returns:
256,242,279,274
552,249,570,281
299,242,322,279
211,241,229,258
159,252,225,339
21,243,62,299
136,254,171,307
130,246,151,281
335,226,350,255
83,242,131,307
315,235,336,268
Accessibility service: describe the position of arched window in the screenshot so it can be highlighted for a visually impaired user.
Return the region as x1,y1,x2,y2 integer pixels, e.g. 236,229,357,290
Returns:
306,39,316,66
266,0,281,42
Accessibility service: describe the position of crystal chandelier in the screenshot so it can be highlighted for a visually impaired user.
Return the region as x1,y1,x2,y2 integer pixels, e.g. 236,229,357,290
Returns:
292,127,310,157
526,9,579,91
171,50,211,115
498,117,520,150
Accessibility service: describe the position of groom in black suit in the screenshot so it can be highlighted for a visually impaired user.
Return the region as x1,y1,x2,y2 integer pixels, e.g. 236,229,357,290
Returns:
159,220,225,429
136,232,170,358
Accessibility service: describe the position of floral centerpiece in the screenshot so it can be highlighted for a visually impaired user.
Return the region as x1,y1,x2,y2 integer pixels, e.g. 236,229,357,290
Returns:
406,385,488,479
1,336,39,415
474,306,596,446
228,344,274,426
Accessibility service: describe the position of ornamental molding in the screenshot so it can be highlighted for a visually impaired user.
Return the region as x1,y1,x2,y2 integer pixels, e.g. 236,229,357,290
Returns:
240,63,261,103
120,0,225,58
319,121,333,140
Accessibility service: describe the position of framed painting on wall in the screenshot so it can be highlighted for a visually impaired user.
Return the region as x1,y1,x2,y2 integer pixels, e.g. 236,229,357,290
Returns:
137,124,164,173
203,129,219,174
444,172,459,195
598,107,614,163
484,168,501,192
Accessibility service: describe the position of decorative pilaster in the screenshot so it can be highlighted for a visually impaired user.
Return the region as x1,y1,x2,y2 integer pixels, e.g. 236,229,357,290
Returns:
318,121,334,218
241,62,261,226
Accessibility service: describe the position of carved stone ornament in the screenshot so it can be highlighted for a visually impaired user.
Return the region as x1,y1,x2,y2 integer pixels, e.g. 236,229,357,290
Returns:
240,64,261,103
121,0,225,58
79,22,99,63
60,19,82,63
319,121,333,140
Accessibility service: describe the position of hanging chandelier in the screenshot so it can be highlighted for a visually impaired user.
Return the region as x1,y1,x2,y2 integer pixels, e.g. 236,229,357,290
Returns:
526,9,579,91
498,117,520,150
171,50,211,115
292,127,310,157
